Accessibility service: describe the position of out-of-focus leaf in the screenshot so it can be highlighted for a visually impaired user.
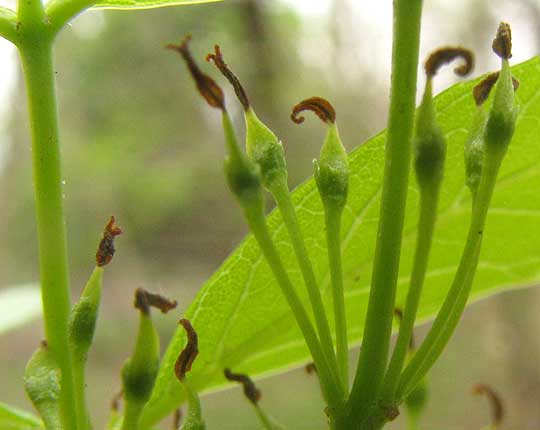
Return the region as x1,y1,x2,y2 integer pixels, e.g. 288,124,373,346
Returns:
0,402,43,430
0,285,41,336
141,58,540,425
92,0,221,11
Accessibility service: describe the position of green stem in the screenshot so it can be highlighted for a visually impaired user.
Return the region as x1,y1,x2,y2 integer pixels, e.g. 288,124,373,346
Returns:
73,361,90,430
121,401,142,430
243,204,344,408
347,0,423,421
18,31,78,430
396,148,504,400
253,404,282,430
270,181,341,391
379,183,440,404
324,205,348,391
71,266,104,430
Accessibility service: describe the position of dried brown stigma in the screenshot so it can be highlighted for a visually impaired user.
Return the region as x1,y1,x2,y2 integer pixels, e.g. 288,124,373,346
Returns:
110,389,123,412
472,383,504,428
207,45,250,110
393,307,415,350
424,47,474,78
175,319,199,381
134,288,177,315
224,368,261,404
172,408,183,429
96,216,123,267
305,362,318,375
291,97,336,124
493,22,512,60
167,35,225,110
473,71,520,106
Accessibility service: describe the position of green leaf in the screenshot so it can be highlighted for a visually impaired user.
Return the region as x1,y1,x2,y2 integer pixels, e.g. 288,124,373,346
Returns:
92,0,221,11
0,285,41,336
141,57,540,425
0,402,43,430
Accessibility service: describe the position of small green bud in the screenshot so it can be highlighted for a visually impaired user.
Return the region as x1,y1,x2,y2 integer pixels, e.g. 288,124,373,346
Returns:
289,96,349,211
70,217,121,358
245,108,288,191
414,79,447,190
69,267,104,356
485,23,519,155
222,113,265,212
315,124,349,210
24,342,62,430
121,316,159,404
122,289,176,405
415,47,474,191
207,45,288,192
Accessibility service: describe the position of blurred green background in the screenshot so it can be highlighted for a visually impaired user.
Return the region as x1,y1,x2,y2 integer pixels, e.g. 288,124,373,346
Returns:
1,0,540,428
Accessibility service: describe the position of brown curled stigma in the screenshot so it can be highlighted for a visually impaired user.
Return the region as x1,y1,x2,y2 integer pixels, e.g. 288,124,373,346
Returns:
291,96,336,124
175,319,199,381
166,35,225,110
393,307,415,350
96,216,123,267
493,22,512,60
473,71,520,106
134,288,178,315
424,47,474,79
472,383,504,428
206,45,250,110
172,409,183,429
305,362,318,375
224,368,261,404
110,389,123,412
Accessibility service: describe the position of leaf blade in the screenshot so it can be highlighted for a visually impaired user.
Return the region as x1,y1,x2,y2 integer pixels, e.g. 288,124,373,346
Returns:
91,0,221,11
0,402,43,430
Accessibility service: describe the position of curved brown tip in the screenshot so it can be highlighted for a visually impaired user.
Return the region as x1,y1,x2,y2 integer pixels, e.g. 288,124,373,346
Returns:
291,96,336,124
175,319,199,381
492,22,512,60
173,409,183,429
473,71,520,106
167,35,225,110
134,288,178,315
472,383,504,428
110,389,123,412
224,368,261,404
207,45,250,110
424,47,474,78
305,362,317,375
96,216,123,267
